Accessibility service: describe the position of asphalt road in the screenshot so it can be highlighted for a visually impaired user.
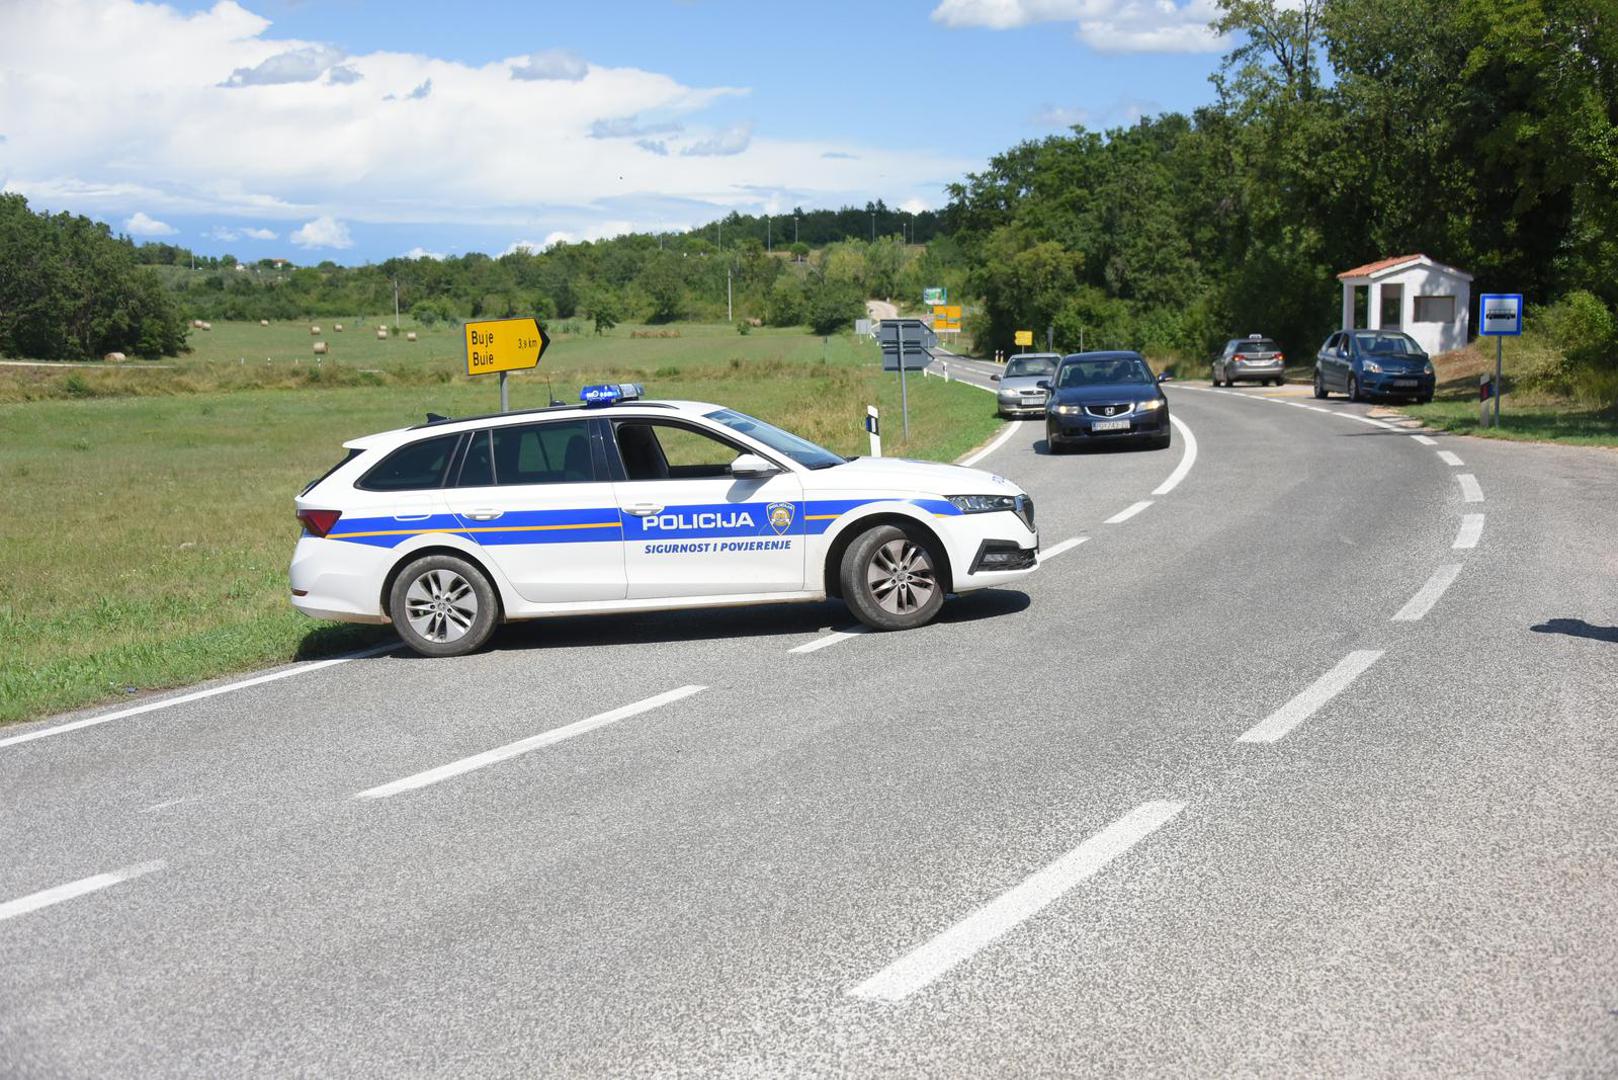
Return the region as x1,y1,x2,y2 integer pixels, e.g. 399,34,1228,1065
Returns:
3,379,1616,1078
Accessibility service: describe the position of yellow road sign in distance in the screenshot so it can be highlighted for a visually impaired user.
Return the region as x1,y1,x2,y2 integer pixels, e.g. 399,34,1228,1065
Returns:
463,316,549,376
1014,329,1034,346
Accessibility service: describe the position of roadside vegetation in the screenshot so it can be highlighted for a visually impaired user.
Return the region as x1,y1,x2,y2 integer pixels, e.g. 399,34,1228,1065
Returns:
0,322,997,726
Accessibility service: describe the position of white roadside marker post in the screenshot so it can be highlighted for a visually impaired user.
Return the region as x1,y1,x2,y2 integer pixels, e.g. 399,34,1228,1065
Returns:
865,405,882,458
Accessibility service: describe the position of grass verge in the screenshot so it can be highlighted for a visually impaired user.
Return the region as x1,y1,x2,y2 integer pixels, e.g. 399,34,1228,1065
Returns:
0,325,999,726
1398,398,1618,447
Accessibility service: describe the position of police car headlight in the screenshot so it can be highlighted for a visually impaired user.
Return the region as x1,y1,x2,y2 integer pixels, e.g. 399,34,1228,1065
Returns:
947,494,1018,514
1054,404,1082,415
1135,398,1163,412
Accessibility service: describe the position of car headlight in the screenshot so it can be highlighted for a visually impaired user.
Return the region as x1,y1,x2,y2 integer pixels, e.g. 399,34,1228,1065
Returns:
1423,360,1434,375
1135,398,1163,412
947,494,1017,514
1361,359,1382,373
1054,404,1082,415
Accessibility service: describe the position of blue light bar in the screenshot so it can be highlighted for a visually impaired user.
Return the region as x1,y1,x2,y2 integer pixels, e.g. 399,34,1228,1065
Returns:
580,382,644,406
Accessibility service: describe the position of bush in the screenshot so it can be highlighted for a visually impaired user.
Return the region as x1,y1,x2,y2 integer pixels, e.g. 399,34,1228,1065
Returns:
1528,290,1618,407
805,278,863,336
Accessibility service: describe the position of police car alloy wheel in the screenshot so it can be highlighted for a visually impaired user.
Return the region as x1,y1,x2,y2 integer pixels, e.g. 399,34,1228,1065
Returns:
388,553,498,657
841,524,945,631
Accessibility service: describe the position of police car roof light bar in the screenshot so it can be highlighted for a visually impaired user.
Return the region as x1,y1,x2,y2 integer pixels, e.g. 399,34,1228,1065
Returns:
580,383,645,406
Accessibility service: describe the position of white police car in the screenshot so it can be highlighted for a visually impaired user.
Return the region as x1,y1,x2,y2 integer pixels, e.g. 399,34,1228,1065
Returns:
291,384,1038,656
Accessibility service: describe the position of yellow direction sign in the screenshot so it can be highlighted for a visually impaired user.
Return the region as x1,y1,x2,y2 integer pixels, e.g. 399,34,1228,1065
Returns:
932,304,962,333
463,316,549,376
1013,329,1034,346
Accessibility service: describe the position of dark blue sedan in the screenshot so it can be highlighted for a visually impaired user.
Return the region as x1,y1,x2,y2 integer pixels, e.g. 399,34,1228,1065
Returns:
1313,330,1436,403
1042,351,1172,452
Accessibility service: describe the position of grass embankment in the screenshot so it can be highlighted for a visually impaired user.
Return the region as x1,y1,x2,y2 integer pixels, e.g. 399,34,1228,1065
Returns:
0,322,999,726
1399,336,1618,447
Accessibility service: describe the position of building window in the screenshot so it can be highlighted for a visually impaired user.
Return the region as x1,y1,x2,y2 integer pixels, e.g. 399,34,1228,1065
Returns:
1414,295,1455,323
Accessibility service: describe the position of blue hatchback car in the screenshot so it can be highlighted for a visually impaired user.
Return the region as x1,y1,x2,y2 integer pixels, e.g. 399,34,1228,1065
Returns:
1313,329,1436,403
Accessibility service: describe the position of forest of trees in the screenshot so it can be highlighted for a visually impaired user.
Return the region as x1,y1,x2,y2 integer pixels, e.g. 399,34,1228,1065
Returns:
2,0,1613,389
949,0,1618,367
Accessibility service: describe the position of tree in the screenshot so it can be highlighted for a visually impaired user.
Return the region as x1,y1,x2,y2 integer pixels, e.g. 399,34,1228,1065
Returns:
805,277,862,336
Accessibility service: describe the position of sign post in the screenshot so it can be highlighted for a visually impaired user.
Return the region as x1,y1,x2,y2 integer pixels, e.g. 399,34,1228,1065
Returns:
463,316,550,412
1478,293,1523,428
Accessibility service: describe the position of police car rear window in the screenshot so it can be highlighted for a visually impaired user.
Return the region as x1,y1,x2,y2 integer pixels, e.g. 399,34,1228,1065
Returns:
357,433,461,491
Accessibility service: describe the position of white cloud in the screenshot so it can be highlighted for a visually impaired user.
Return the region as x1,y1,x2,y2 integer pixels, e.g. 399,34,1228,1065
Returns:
207,225,239,240
931,0,1228,53
223,44,348,87
1031,103,1091,127
124,210,176,236
242,226,277,240
404,246,445,260
680,122,752,157
290,215,353,249
510,48,588,81
0,0,972,250
899,197,932,214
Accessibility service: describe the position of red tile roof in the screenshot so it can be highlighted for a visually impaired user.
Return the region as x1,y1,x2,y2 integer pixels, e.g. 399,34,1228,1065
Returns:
1337,254,1426,279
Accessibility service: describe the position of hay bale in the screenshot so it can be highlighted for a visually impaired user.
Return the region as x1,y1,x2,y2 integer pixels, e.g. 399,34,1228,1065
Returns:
378,324,388,332
103,351,126,363
310,325,321,335
191,319,205,328
406,331,418,342
334,323,344,332
200,321,212,331
259,319,269,327
312,341,328,355
376,329,388,340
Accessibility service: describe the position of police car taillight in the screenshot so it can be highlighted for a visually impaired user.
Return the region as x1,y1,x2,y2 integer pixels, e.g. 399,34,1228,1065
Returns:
580,382,644,405
297,508,342,537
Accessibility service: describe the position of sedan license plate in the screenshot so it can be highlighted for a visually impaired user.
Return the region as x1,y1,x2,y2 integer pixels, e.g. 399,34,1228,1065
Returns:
1092,418,1130,432
1393,378,1418,387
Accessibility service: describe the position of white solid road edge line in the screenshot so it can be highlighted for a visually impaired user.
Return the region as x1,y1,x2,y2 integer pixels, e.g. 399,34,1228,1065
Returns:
1151,415,1199,496
1392,564,1465,622
1238,650,1384,744
0,642,399,751
1436,450,1465,467
1104,500,1153,525
1457,474,1484,503
1453,514,1485,550
847,801,1186,1002
0,860,167,923
958,418,1026,467
354,685,707,800
789,627,871,655
1038,536,1089,563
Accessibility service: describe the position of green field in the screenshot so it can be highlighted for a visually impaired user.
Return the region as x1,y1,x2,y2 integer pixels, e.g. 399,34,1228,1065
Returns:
0,321,999,726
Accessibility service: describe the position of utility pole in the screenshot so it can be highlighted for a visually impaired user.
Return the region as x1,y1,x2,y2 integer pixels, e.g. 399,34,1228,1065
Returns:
870,210,875,243
766,216,771,253
794,215,799,244
393,278,400,329
717,219,722,251
726,264,733,322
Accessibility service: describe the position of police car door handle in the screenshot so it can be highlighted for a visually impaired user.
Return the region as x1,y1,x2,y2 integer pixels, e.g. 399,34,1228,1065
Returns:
465,509,504,521
625,502,664,516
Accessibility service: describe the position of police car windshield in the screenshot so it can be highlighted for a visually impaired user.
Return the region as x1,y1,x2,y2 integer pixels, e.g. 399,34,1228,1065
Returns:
704,409,846,470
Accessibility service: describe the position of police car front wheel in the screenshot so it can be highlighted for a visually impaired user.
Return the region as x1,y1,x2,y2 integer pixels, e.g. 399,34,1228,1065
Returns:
841,525,944,632
389,554,498,657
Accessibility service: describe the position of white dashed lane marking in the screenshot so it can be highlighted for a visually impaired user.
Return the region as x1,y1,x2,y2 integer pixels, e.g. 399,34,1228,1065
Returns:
847,801,1186,1002
1038,537,1088,563
1437,450,1464,467
1457,474,1485,503
1238,651,1384,744
1453,514,1485,550
789,628,870,655
0,861,166,923
1104,501,1153,525
1392,564,1465,622
353,685,707,799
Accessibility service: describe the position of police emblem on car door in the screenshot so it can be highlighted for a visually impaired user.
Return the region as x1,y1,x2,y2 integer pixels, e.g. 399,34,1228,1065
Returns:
766,501,795,536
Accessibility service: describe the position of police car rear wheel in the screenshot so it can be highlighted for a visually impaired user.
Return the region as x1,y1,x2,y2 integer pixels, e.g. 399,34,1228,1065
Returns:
390,555,497,657
841,525,944,631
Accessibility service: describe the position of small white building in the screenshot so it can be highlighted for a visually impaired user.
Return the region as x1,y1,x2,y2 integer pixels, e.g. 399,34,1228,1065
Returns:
1337,254,1472,355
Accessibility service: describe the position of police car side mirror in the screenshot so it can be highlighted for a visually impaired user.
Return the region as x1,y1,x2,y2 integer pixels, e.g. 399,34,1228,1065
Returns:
729,453,778,480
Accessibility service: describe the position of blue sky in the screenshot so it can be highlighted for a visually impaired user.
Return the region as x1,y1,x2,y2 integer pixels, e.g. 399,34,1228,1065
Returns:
0,0,1230,264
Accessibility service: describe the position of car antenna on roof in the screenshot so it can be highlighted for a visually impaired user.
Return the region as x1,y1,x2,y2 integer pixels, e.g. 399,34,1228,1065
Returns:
545,375,565,407
424,412,450,423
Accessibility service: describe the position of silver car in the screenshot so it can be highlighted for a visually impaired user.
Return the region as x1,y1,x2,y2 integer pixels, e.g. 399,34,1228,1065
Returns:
1214,335,1287,386
993,353,1061,417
